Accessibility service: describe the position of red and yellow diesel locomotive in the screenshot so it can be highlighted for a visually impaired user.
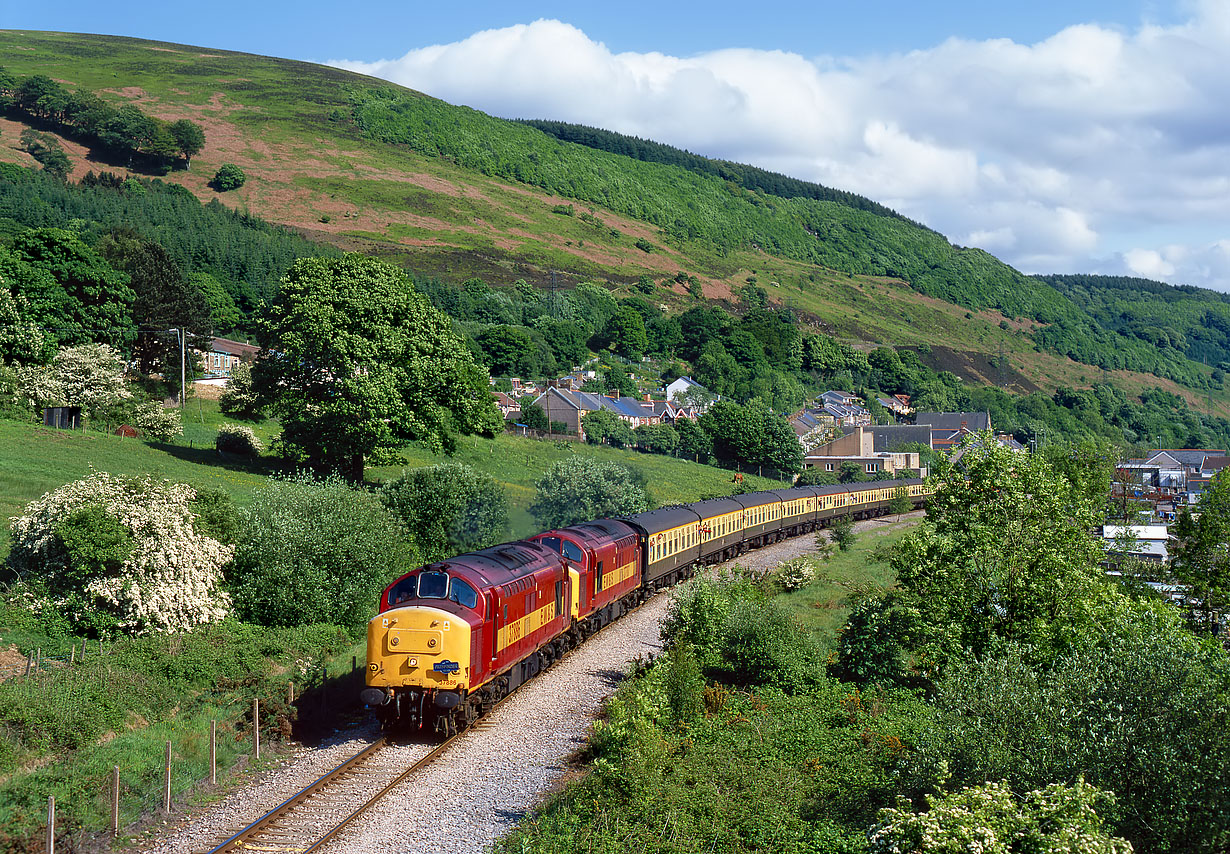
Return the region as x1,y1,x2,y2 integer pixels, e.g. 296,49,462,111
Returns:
361,478,929,733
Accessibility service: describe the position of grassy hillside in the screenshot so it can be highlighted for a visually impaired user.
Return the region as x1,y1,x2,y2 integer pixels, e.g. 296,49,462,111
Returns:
1,30,1228,415
0,407,782,560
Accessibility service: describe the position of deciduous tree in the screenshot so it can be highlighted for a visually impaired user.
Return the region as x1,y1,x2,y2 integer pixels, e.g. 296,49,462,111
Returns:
252,255,500,480
382,463,509,562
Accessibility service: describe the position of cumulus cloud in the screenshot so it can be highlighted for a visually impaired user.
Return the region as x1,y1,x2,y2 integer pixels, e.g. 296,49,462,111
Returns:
331,7,1230,290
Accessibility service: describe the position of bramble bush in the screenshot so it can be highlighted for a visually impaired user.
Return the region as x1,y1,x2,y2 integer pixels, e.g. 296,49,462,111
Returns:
227,473,416,633
6,471,232,635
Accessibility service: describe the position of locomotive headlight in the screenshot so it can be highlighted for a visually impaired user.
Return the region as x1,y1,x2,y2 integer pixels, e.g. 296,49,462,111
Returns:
428,638,437,648
390,636,399,646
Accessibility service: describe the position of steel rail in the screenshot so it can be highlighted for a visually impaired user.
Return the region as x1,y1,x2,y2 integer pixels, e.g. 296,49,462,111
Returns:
302,735,458,852
203,735,389,854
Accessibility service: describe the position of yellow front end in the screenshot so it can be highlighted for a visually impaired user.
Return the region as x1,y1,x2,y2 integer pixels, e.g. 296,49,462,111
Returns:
366,606,474,694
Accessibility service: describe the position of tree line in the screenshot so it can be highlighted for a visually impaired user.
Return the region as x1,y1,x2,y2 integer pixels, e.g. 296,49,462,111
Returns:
0,68,204,175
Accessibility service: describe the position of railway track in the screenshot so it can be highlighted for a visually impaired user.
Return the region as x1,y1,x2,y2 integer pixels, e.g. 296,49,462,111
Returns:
197,725,485,854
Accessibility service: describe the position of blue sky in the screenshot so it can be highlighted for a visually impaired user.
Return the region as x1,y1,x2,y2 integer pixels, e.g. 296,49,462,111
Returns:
8,1,1178,63
10,1,1230,290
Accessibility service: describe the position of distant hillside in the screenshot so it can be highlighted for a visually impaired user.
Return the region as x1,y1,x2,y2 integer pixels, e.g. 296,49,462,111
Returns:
0,30,1228,415
517,119,927,228
1036,273,1230,369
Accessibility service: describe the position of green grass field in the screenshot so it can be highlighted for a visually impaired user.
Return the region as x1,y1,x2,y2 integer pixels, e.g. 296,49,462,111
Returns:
773,515,918,646
1,404,784,557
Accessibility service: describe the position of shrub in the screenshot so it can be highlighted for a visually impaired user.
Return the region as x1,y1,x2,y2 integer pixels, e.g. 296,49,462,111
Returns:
211,163,246,191
529,456,651,529
216,422,263,456
870,779,1131,854
775,556,816,591
827,514,856,551
130,400,182,441
382,462,509,562
6,472,233,635
227,473,416,633
218,362,262,420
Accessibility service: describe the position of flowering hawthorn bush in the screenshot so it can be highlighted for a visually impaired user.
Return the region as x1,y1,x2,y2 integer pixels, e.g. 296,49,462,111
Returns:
130,400,183,441
869,779,1132,854
775,556,816,591
216,422,263,456
8,471,232,635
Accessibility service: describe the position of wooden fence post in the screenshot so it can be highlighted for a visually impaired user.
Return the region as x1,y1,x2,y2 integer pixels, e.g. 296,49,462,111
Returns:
69,644,75,665
163,741,171,812
287,682,294,704
24,652,31,677
111,765,119,836
35,648,41,671
253,699,260,760
46,796,54,854
210,720,216,785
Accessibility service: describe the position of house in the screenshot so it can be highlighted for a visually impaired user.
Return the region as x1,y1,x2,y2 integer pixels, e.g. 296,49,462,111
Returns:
1102,524,1172,564
914,411,991,451
876,396,912,418
665,376,716,412
198,337,259,379
607,396,658,428
1116,449,1229,503
529,388,609,437
492,392,521,420
801,426,923,478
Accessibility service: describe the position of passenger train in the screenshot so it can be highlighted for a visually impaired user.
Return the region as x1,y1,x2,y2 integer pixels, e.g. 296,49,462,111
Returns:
360,478,929,733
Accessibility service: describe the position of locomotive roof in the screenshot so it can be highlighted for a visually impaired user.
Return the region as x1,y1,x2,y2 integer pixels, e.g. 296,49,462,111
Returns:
428,539,561,587
619,505,701,535
542,518,639,545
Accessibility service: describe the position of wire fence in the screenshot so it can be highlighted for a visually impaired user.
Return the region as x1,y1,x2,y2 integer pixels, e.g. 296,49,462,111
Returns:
13,651,368,852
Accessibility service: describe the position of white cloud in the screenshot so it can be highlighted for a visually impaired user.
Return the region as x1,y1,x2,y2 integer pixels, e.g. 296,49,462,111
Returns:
1125,248,1178,278
331,6,1230,290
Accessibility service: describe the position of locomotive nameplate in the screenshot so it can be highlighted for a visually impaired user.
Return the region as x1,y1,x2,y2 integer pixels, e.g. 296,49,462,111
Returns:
387,628,443,654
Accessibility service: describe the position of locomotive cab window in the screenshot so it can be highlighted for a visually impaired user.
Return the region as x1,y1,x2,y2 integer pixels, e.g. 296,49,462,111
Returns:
418,571,449,599
449,577,479,610
389,575,416,605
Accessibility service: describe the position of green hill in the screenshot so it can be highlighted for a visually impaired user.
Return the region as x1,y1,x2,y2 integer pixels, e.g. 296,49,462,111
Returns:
0,29,1228,416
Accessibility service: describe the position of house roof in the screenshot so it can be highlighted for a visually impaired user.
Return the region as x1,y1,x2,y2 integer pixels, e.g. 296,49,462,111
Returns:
607,397,654,419
914,411,991,431
871,425,932,452
1146,449,1227,468
209,337,259,359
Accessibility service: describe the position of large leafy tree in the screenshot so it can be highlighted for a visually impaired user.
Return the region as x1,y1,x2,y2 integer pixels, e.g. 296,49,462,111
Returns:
700,398,801,475
9,228,134,348
253,255,501,480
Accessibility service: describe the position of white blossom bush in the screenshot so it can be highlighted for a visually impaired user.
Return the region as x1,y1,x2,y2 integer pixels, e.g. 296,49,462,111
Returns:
7,471,233,635
775,556,816,591
130,400,183,441
869,779,1132,854
216,422,263,456
15,343,132,418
